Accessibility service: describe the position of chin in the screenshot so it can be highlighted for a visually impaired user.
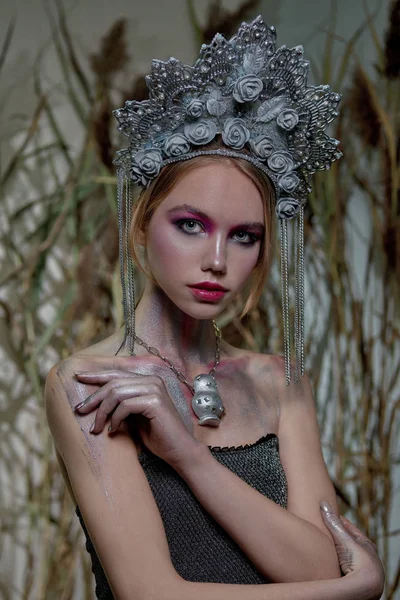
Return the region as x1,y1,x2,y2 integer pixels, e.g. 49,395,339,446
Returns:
165,293,227,319
190,295,238,320
181,303,225,320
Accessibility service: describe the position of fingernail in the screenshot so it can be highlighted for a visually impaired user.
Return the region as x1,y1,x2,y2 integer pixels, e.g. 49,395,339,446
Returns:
320,501,332,513
90,422,95,433
74,402,85,411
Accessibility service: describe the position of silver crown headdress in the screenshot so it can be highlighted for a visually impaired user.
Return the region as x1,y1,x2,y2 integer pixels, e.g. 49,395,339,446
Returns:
113,15,342,384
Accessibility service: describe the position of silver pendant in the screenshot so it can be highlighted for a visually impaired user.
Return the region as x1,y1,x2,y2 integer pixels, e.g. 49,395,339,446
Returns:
191,374,225,427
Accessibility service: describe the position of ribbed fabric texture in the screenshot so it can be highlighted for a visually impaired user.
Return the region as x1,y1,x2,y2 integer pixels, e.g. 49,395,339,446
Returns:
75,433,287,598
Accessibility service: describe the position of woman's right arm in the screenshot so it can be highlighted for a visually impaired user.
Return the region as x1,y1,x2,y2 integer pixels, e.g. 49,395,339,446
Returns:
45,359,182,600
45,359,383,600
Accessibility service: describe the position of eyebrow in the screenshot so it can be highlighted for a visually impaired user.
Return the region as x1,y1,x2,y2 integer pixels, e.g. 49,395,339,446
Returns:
167,203,265,231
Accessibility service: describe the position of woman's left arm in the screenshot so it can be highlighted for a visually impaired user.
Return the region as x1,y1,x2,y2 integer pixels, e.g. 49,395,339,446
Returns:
174,358,341,583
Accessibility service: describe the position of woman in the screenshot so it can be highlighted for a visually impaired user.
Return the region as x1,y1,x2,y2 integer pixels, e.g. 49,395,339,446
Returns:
45,16,384,600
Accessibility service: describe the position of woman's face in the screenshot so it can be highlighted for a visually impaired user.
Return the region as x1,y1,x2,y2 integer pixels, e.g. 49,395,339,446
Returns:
143,162,265,319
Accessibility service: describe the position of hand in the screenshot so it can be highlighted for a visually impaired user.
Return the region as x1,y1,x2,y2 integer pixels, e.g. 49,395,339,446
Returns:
320,502,385,599
73,366,203,470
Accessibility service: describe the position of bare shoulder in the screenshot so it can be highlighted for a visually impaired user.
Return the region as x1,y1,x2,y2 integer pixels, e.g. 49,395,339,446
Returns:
224,346,284,387
247,352,314,401
45,329,128,407
45,355,84,423
226,347,315,414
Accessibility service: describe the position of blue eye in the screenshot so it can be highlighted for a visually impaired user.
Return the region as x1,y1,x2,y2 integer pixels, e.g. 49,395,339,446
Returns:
174,219,261,246
234,231,256,244
232,230,262,245
176,219,203,234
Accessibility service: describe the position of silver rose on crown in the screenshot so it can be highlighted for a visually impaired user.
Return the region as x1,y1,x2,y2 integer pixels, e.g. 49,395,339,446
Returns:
113,15,342,220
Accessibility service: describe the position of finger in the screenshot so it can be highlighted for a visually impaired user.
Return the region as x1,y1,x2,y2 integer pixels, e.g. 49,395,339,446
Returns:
90,383,154,434
75,370,142,384
340,517,365,538
340,517,369,540
108,396,154,433
74,387,107,413
340,517,379,555
320,502,353,541
74,378,134,414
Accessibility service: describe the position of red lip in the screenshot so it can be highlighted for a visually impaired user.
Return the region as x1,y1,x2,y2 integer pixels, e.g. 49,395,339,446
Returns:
190,281,229,291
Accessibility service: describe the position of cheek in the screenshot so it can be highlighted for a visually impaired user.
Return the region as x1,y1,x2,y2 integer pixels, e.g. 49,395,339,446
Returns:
231,247,261,279
147,226,194,273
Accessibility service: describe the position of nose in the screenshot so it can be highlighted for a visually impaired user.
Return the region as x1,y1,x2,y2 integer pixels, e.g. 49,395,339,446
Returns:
201,232,227,275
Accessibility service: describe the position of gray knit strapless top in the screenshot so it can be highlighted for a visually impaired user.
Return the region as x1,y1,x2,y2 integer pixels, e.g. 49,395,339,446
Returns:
75,433,287,599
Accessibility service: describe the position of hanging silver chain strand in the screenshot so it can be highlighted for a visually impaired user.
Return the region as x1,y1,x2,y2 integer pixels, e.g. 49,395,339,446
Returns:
280,219,291,385
298,205,305,377
294,210,300,383
125,176,136,355
124,174,131,342
115,169,138,357
116,168,129,355
128,320,221,395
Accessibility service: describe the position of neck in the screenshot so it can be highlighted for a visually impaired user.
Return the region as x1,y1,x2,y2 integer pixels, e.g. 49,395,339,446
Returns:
129,280,218,371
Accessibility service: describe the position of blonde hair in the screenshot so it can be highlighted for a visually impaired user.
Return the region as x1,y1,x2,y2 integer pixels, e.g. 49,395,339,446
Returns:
129,140,276,320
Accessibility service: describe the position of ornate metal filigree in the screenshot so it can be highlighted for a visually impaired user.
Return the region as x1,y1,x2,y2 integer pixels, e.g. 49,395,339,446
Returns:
113,15,342,220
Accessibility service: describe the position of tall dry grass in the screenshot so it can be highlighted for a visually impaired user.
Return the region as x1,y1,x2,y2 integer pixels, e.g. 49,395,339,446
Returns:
0,0,398,598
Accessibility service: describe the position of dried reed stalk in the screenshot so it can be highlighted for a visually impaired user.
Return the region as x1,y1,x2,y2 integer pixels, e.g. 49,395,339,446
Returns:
0,1,398,598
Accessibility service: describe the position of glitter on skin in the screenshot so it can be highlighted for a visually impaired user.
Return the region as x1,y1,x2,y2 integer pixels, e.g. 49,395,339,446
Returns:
58,365,118,514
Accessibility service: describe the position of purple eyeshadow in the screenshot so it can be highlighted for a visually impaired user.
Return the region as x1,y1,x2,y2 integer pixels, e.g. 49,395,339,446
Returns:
172,213,214,233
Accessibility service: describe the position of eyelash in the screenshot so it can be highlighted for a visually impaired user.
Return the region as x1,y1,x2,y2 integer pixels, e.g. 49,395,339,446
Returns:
175,219,261,246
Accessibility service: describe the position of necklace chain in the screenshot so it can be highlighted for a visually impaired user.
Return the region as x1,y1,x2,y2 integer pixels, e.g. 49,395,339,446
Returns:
130,320,222,395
